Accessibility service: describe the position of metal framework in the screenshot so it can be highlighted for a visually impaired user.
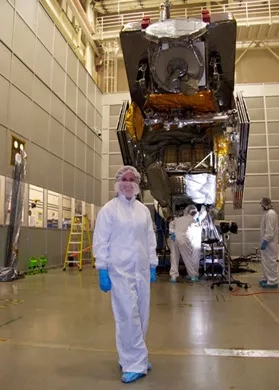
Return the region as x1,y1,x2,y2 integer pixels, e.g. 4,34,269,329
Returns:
102,40,119,93
95,0,279,40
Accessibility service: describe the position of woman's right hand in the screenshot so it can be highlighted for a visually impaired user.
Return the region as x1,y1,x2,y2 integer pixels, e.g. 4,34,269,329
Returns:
98,269,112,292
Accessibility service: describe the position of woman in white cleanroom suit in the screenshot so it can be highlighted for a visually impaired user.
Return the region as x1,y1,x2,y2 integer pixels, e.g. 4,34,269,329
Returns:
259,197,278,288
93,166,158,383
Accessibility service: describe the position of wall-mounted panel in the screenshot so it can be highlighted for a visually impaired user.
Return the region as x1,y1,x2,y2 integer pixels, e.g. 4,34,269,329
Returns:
8,85,31,139
0,1,14,48
63,161,75,197
30,103,49,148
51,93,65,125
75,138,86,171
16,0,38,32
0,75,10,127
66,76,77,113
65,107,76,134
63,129,75,165
37,4,54,53
78,63,87,95
0,42,12,79
86,147,94,176
53,28,67,70
67,48,78,84
11,55,34,96
27,143,48,188
52,60,66,101
78,90,87,123
48,154,63,194
49,117,64,157
35,40,52,86
33,76,51,113
75,167,85,200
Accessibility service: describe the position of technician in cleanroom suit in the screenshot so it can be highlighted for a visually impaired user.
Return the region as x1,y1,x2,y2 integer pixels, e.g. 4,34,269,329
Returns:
93,166,158,384
169,205,207,282
259,197,278,288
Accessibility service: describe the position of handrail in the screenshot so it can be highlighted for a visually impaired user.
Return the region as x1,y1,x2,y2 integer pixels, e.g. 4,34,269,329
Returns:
95,0,279,39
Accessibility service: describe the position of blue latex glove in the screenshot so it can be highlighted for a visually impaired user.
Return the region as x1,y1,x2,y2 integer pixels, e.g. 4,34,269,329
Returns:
150,267,157,283
170,232,176,241
261,240,268,250
98,269,112,292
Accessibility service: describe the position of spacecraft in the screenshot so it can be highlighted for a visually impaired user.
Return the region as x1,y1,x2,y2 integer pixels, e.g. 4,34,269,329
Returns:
116,1,250,218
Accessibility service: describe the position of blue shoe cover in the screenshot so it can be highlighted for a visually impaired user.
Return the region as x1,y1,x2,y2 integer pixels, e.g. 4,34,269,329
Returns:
120,363,152,371
261,282,278,289
169,278,177,283
259,279,267,286
122,372,145,383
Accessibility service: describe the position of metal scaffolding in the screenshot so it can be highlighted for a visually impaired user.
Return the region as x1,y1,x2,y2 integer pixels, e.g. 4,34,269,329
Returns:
102,40,119,93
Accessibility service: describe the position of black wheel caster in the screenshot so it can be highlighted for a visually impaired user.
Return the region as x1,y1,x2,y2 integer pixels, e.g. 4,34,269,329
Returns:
211,285,214,289
63,268,66,271
217,283,220,287
244,285,248,290
229,286,233,291
79,268,82,272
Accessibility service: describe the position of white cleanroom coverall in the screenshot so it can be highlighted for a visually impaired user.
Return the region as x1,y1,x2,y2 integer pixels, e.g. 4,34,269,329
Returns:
169,206,207,279
93,195,158,374
260,208,278,285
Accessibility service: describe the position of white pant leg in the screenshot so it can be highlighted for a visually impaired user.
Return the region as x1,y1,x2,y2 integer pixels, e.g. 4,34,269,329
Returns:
110,274,148,374
262,248,278,285
169,240,181,279
177,240,199,278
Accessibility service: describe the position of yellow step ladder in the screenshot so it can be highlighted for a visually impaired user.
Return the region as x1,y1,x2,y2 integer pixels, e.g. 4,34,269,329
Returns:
63,214,94,271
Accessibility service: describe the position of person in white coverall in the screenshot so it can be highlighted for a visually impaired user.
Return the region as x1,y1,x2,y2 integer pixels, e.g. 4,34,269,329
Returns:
169,204,207,283
93,166,158,384
259,197,278,288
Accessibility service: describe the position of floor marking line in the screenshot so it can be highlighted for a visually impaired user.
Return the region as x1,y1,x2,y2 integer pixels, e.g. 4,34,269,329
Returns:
205,349,279,358
253,294,279,324
0,317,23,328
1,339,279,359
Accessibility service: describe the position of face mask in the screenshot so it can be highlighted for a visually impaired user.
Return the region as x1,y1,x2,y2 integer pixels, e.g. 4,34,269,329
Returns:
115,181,140,198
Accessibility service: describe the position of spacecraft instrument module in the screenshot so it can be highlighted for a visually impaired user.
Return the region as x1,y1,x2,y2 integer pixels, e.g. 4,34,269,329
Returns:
116,1,250,218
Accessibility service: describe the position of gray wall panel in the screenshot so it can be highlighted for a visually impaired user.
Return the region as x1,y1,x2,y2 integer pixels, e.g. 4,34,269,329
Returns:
0,75,9,127
51,93,65,125
48,154,63,194
11,55,34,97
63,162,75,197
52,60,66,101
33,76,51,112
30,103,50,148
35,40,52,86
49,117,64,157
8,85,32,139
63,129,75,165
0,1,14,48
14,14,36,70
0,41,12,78
53,29,67,70
37,4,54,53
0,0,102,271
67,48,78,84
27,143,49,188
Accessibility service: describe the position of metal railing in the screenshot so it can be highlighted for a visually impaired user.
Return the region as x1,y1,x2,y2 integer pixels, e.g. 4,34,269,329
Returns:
95,0,279,39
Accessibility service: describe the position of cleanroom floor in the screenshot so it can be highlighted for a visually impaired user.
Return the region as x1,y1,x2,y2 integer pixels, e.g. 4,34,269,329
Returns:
0,266,278,390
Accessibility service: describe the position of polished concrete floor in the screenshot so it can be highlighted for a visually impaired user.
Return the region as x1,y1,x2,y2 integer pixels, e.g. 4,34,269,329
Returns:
1,266,279,389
